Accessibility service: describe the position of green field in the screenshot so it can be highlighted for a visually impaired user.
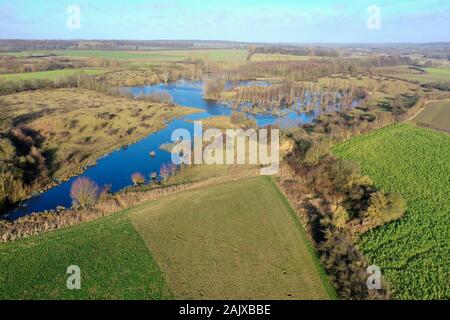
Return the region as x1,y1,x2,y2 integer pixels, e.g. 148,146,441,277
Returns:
394,66,450,84
0,69,108,81
129,176,334,299
411,99,450,132
0,176,334,300
1,49,248,63
0,88,196,185
0,212,170,299
424,67,450,78
333,124,450,300
250,53,313,62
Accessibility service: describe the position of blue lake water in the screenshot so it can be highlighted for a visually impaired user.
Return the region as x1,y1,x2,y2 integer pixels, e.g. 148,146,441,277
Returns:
6,80,326,219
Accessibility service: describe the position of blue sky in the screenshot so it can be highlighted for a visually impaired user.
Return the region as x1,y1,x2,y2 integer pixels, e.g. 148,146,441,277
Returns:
1,0,449,42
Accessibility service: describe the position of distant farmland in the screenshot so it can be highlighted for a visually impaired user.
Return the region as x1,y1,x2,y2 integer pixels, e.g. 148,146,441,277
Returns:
393,66,450,84
129,176,335,300
0,69,108,81
333,124,450,299
1,49,249,63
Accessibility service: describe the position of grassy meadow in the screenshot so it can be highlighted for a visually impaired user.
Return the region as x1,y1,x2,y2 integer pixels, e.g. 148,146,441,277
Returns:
424,67,450,78
333,124,450,299
0,176,335,300
129,176,335,300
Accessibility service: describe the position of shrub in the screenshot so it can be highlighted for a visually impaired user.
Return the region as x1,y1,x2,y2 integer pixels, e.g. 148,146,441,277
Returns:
160,163,177,183
303,140,329,166
99,184,112,200
365,191,406,225
203,79,225,100
70,177,99,208
143,91,173,104
230,111,257,129
331,206,349,230
131,172,145,186
0,169,27,208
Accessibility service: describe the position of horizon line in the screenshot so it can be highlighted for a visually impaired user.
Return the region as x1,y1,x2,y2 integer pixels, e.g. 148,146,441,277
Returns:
1,38,450,46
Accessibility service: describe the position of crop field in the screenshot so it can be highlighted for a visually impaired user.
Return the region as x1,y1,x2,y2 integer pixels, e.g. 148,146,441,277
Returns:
0,69,108,81
129,176,335,300
0,212,171,299
333,124,450,299
1,49,249,63
410,99,450,132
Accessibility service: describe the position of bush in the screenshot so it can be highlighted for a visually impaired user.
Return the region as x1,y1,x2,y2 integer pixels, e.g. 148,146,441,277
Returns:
203,79,225,100
131,172,145,186
160,163,177,183
0,169,27,209
331,206,349,229
141,91,173,104
230,111,257,129
70,177,99,208
365,191,406,225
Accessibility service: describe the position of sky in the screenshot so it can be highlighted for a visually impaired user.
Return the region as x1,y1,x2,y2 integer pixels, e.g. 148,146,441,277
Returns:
0,0,449,43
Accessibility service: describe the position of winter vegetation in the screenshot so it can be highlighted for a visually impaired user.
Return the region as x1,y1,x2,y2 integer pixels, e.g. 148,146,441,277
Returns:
1,40,449,301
